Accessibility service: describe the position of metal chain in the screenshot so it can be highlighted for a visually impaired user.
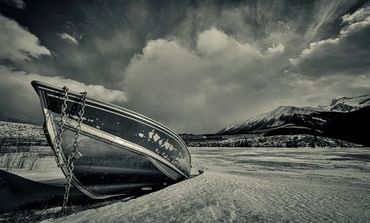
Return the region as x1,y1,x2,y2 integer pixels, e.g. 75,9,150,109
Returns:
61,91,87,213
54,87,69,167
72,92,87,156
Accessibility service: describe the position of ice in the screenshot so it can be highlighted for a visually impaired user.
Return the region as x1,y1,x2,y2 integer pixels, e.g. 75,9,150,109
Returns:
41,147,370,223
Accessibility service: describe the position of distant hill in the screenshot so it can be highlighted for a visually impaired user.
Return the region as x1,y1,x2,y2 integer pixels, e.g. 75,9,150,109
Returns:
217,95,370,146
181,134,361,148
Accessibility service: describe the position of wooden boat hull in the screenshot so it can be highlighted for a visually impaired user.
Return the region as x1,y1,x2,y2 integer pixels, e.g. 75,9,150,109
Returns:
31,81,191,199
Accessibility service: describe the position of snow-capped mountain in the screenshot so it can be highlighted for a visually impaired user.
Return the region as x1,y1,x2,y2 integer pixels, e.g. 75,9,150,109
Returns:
218,106,326,135
217,95,370,146
325,95,370,112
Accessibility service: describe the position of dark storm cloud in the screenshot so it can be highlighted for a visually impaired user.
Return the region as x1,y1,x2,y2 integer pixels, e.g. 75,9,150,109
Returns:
1,0,355,87
0,0,25,9
0,0,370,133
290,4,370,77
0,13,127,122
0,0,193,87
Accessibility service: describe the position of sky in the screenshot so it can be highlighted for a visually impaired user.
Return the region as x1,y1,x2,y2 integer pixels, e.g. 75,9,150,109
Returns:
0,0,369,133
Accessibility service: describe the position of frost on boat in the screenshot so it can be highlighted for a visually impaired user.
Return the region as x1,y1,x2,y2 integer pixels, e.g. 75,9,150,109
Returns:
31,81,191,199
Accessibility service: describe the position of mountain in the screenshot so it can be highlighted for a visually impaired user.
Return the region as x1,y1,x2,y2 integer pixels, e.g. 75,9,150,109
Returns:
218,95,370,146
324,95,370,112
218,106,326,135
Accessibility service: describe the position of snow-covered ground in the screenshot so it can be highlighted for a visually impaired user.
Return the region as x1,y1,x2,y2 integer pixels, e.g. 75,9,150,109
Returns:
3,155,64,182
36,147,370,223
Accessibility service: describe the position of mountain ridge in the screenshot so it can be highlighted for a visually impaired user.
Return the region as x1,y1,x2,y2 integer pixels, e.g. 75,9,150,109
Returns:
217,94,370,146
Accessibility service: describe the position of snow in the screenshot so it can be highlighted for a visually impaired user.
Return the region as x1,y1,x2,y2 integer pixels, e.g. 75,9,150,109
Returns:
218,94,370,134
326,95,370,112
41,147,370,223
219,106,323,134
3,156,64,182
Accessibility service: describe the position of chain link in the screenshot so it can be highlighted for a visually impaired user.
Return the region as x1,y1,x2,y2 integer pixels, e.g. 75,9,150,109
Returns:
62,154,74,214
72,92,87,155
61,91,87,214
54,87,69,167
52,87,87,214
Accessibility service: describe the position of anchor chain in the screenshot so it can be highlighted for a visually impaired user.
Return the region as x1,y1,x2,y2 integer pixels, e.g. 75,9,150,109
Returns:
54,86,87,214
62,91,86,213
54,86,69,168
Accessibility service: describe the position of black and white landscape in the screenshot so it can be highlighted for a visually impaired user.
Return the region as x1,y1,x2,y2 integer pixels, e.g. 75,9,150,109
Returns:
183,94,370,147
1,0,370,222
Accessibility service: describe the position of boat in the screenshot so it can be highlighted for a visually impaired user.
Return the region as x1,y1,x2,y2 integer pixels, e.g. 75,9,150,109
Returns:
31,81,191,199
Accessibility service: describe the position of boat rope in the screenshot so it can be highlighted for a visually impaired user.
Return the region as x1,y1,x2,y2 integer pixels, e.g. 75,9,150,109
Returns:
55,86,87,214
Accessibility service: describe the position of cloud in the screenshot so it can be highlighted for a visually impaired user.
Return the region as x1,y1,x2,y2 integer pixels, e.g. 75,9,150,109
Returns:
6,0,346,88
0,14,50,61
122,28,290,133
4,0,360,88
267,43,285,55
123,20,370,133
58,32,79,45
342,5,370,24
196,27,266,58
0,65,127,122
283,72,370,107
0,0,26,9
0,14,127,123
29,73,128,104
289,5,370,76
14,1,192,87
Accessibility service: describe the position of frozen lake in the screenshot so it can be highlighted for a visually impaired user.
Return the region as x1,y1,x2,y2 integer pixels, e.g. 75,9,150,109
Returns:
36,147,370,223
